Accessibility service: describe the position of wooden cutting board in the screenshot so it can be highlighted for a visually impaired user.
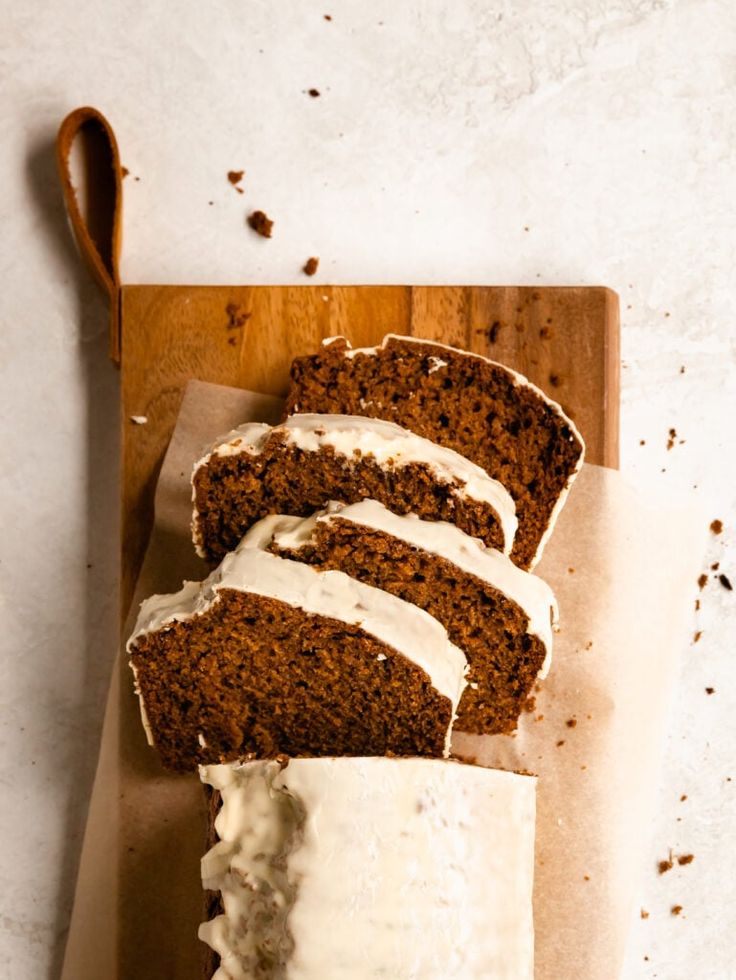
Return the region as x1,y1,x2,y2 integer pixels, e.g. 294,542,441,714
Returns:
57,107,621,980
120,283,620,613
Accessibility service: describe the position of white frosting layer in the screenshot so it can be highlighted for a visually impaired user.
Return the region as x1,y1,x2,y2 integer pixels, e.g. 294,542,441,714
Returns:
196,413,518,556
128,540,467,752
320,334,586,569
244,499,557,678
200,757,536,980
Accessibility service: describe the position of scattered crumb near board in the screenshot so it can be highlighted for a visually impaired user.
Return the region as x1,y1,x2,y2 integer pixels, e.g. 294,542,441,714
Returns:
566,718,577,728
680,794,688,801
705,687,715,695
639,438,646,445
539,325,552,339
536,714,544,722
324,13,332,20
568,566,575,574
695,598,700,611
640,909,649,919
667,427,677,450
719,573,733,591
248,210,274,237
671,905,683,916
680,365,686,374
658,858,673,874
121,166,129,178
693,630,702,644
487,321,501,343
548,373,562,387
308,88,320,97
556,740,565,747
227,170,245,193
585,640,593,650
228,337,237,346
225,303,251,329
130,415,148,425
712,561,720,571
583,874,590,881
698,573,708,590
678,854,694,866
303,256,320,276
522,695,536,713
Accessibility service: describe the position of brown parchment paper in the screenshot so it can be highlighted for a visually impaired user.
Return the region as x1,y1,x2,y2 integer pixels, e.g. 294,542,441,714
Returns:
61,380,707,980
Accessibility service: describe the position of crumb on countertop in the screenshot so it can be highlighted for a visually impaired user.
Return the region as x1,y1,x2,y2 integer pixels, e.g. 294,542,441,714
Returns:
658,858,673,875
719,573,733,591
308,87,320,97
710,519,723,534
566,718,577,728
705,687,715,695
641,909,649,919
671,905,683,916
303,256,320,276
667,427,677,450
227,170,244,193
248,210,274,237
698,573,708,590
693,630,703,643
677,854,694,866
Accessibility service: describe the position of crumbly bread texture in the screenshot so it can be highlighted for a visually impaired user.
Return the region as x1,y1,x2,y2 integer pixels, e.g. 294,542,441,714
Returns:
285,335,585,569
249,505,554,735
128,545,466,772
192,416,515,566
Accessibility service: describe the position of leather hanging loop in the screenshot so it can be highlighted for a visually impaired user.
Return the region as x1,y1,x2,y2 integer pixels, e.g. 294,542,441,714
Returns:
56,107,124,365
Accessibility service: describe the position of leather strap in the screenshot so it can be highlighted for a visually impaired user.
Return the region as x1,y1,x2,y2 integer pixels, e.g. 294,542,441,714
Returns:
56,107,124,365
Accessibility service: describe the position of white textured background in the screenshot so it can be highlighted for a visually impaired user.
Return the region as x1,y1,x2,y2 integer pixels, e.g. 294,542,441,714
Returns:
1,2,735,978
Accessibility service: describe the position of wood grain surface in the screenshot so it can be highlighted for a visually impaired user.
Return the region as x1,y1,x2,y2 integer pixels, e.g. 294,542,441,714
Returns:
120,284,620,615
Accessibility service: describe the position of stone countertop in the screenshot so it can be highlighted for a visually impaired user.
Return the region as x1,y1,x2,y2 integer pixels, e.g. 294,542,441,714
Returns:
1,2,734,977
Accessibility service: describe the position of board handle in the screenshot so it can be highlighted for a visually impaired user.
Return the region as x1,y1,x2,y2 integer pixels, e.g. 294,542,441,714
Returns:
56,107,124,365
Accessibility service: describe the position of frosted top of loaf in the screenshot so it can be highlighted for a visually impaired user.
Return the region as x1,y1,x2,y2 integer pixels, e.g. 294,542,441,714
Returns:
199,756,536,979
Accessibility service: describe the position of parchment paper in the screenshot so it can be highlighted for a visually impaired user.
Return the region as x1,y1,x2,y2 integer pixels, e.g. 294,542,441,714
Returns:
61,380,707,980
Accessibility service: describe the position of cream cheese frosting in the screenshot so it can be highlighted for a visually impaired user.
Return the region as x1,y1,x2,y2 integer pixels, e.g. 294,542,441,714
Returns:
320,334,586,569
199,757,536,980
192,413,518,557
242,498,558,678
127,539,468,753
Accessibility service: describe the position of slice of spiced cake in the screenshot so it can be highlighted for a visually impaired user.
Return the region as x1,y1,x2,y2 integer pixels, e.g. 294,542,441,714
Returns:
243,500,557,735
199,757,536,980
191,414,517,566
127,541,467,772
285,334,585,569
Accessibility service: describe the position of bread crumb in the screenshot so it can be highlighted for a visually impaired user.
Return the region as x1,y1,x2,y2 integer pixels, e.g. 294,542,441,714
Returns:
639,438,646,446
710,519,723,534
583,874,590,881
640,909,649,919
585,640,593,650
303,256,319,276
666,427,677,450
680,365,685,374
693,630,702,643
719,573,733,591
487,321,501,343
566,718,577,728
671,905,683,916
324,13,332,20
658,858,673,874
308,88,320,97
130,415,148,425
227,170,244,193
225,302,251,330
556,740,565,747
695,598,700,611
680,794,687,802
677,854,694,866
712,561,720,571
705,687,715,695
539,325,552,339
121,166,130,178
568,566,575,574
698,573,708,590
548,373,562,387
248,210,274,237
